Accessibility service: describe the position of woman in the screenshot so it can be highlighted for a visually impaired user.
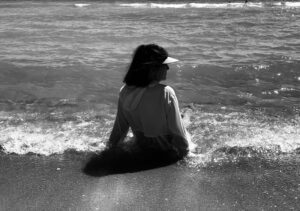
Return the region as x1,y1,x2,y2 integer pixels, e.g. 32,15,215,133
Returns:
107,44,195,160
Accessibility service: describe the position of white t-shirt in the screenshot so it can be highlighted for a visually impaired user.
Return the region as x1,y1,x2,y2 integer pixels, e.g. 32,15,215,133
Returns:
109,83,189,153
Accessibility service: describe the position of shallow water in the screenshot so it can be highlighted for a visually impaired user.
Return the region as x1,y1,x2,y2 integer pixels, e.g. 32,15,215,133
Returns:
0,1,299,173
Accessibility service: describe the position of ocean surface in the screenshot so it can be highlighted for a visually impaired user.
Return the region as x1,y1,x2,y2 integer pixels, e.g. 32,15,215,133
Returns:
0,0,299,174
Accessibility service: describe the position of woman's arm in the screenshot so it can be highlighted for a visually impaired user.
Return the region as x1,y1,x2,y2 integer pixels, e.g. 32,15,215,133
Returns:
165,86,196,153
107,99,129,148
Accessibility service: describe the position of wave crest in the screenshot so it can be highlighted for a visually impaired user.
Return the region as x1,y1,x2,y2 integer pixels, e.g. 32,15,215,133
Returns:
118,2,300,9
1,106,299,170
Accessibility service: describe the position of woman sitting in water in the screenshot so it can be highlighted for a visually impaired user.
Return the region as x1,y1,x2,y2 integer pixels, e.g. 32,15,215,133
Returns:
107,44,196,161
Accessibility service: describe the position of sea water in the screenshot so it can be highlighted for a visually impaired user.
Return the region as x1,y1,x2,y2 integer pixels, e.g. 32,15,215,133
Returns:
0,0,299,172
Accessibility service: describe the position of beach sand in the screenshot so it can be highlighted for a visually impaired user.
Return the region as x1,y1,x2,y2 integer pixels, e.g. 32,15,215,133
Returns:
0,153,299,211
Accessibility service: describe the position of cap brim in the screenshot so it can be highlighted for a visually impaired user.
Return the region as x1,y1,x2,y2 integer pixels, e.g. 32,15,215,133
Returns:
163,57,179,64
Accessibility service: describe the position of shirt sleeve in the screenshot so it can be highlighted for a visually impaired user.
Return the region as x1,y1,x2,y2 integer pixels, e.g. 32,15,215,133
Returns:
165,87,189,151
108,98,129,147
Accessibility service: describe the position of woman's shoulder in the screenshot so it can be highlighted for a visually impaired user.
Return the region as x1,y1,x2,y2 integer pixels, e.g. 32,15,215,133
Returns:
156,84,176,96
119,84,140,93
150,84,177,100
119,85,126,92
164,85,175,95
119,84,175,96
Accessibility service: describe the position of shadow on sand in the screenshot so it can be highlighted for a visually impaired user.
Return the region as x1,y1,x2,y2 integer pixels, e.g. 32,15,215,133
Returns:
82,147,181,177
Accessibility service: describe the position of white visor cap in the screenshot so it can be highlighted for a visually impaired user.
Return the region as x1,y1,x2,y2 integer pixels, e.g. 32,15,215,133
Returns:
163,57,179,64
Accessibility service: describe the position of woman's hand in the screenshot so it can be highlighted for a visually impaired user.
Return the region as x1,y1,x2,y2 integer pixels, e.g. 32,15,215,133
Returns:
186,132,197,153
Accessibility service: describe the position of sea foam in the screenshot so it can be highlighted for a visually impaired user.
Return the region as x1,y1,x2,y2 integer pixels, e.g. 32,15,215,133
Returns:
118,2,298,9
286,2,300,7
1,108,299,161
150,3,188,8
74,4,90,8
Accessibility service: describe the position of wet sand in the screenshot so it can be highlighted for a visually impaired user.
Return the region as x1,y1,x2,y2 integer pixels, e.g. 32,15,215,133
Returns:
0,153,299,210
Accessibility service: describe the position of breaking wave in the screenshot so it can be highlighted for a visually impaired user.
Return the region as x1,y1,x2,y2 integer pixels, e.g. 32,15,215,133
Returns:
119,2,300,9
1,105,299,168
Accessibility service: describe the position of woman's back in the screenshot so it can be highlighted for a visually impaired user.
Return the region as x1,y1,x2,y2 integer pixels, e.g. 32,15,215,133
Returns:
120,84,170,137
119,83,188,140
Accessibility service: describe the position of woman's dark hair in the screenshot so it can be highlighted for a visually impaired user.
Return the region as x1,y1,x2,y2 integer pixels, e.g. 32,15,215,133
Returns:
123,44,169,87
